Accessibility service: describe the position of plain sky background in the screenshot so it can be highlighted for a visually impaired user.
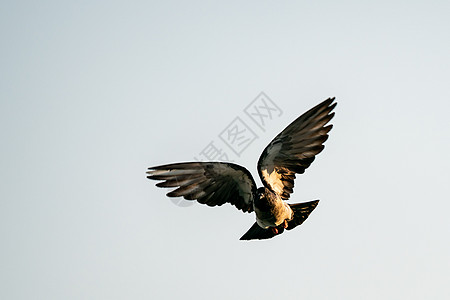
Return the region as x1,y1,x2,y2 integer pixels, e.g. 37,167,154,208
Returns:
1,1,449,299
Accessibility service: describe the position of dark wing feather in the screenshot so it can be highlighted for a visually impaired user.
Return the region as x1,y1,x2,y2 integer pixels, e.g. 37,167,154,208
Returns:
257,98,336,199
147,162,256,213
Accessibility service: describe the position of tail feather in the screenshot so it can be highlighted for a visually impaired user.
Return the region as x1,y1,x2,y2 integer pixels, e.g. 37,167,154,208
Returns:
286,200,319,231
239,223,284,240
239,200,319,240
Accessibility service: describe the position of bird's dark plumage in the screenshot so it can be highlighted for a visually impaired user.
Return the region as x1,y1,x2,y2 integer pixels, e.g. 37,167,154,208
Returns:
258,98,336,200
147,98,336,240
239,200,319,240
147,162,256,212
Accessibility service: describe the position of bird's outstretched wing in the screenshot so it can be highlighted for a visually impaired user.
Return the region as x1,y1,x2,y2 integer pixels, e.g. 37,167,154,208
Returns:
147,162,257,212
257,98,336,199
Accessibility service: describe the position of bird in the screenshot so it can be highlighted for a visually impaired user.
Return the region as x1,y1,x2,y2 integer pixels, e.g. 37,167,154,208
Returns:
147,98,336,240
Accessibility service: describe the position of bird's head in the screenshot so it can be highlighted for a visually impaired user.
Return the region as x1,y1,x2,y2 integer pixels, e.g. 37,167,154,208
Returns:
256,187,266,199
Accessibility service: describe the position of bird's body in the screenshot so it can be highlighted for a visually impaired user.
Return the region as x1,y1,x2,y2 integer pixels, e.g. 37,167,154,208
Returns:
254,187,292,228
147,98,336,240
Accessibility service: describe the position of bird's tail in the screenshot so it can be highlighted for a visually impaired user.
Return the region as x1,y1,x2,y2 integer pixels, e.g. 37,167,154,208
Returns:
286,200,320,230
239,200,319,241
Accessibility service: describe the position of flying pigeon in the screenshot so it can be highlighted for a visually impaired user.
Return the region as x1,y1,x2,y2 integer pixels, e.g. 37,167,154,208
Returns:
147,98,336,240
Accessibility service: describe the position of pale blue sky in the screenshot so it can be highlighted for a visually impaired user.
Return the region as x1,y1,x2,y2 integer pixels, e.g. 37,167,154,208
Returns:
1,1,449,299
